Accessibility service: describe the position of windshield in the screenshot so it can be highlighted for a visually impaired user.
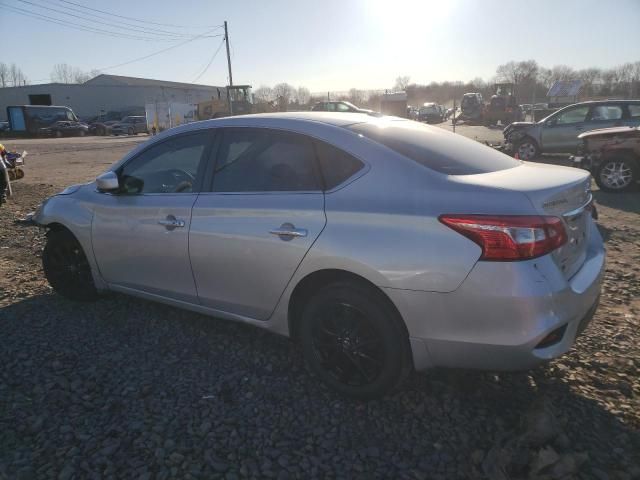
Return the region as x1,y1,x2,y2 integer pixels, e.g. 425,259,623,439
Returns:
350,120,520,175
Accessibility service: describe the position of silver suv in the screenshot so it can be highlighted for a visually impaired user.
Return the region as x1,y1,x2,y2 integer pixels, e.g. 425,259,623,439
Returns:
504,100,640,160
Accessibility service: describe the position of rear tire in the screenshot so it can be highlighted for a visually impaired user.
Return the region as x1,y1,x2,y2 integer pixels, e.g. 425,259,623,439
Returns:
297,281,411,399
43,229,98,301
595,156,637,193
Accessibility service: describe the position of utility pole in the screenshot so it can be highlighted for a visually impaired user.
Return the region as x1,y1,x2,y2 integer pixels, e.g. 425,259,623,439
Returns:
224,21,234,115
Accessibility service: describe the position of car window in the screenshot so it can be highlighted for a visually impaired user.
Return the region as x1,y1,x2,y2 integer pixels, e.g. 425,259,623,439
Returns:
119,131,209,194
554,106,589,125
350,120,520,175
590,105,622,121
212,129,320,192
325,103,336,112
336,103,351,112
315,141,364,190
628,104,640,119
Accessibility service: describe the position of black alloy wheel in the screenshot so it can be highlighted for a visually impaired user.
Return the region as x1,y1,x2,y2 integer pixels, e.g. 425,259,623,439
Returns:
311,302,385,387
298,282,410,399
43,229,98,301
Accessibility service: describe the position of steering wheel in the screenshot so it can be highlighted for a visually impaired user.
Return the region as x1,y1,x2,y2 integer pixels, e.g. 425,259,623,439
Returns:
166,169,194,193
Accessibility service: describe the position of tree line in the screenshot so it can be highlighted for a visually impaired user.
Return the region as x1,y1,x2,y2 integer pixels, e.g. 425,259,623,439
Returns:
0,63,29,87
254,60,640,110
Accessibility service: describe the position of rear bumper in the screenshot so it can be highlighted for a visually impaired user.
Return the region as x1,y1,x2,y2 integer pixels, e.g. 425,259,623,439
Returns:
386,220,605,371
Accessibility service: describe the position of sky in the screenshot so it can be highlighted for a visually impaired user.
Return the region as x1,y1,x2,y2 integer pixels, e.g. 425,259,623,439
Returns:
2,0,639,92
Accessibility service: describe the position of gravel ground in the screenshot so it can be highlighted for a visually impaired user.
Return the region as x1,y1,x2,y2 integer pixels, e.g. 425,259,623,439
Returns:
1,139,639,479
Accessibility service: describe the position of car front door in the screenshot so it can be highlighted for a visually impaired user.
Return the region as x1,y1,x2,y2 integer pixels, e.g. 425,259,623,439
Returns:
91,130,213,302
540,105,590,153
189,127,326,320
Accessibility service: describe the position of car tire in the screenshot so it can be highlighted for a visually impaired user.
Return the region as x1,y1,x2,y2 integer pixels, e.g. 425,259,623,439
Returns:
55,130,62,138
43,229,98,302
595,156,638,193
297,281,411,399
128,127,134,135
515,137,540,160
79,130,86,137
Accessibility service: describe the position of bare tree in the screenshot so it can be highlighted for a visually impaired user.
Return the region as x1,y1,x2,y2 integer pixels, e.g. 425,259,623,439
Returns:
273,83,295,104
0,63,8,88
73,68,91,84
393,76,410,92
296,86,311,106
51,63,75,83
9,63,28,86
254,86,274,103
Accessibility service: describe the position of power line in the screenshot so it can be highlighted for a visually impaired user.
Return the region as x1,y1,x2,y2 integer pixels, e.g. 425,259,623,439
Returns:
54,0,222,29
41,0,220,37
192,38,226,83
0,4,195,41
17,0,201,38
93,27,223,72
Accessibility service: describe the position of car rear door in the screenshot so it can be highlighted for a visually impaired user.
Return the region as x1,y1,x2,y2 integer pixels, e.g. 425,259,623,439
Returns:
91,130,213,303
189,127,326,320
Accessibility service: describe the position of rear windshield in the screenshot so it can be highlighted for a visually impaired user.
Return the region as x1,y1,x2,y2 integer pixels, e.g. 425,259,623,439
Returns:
349,120,520,175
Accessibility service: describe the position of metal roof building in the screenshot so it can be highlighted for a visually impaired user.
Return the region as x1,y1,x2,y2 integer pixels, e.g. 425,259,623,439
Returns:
0,74,225,121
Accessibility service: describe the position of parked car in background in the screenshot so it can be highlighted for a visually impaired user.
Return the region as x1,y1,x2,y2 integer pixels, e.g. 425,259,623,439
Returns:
38,120,88,138
418,103,443,123
6,105,81,137
33,112,604,399
311,101,378,116
111,116,148,136
0,121,9,132
89,120,119,136
459,92,484,123
407,106,420,120
503,100,640,160
572,125,640,192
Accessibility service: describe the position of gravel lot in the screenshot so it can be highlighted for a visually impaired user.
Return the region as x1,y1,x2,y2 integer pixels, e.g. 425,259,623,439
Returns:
1,132,639,479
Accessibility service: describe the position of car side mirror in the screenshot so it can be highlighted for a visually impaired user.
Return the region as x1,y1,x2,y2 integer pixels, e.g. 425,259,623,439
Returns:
96,171,119,192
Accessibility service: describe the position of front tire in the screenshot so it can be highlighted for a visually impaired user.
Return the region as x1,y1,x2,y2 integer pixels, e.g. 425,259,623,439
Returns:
43,229,98,301
595,156,637,193
515,137,540,160
298,282,410,399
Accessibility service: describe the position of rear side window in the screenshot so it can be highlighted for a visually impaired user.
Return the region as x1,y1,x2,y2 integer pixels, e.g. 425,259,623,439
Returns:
590,105,623,121
315,141,364,189
628,104,640,119
212,129,320,192
350,120,520,175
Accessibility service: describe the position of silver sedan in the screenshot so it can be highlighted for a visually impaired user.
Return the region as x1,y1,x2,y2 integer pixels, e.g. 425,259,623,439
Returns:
33,112,605,399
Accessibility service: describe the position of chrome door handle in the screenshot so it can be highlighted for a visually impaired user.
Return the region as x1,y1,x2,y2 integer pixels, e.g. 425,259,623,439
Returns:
269,223,307,239
158,215,185,230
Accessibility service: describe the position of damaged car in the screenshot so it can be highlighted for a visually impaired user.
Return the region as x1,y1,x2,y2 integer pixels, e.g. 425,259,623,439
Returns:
572,125,640,192
503,100,640,161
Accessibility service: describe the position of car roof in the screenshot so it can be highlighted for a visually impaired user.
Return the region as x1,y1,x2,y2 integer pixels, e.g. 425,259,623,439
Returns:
207,111,378,127
572,100,640,106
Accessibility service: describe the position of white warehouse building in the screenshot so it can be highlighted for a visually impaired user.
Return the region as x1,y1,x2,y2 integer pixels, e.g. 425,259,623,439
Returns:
0,74,225,121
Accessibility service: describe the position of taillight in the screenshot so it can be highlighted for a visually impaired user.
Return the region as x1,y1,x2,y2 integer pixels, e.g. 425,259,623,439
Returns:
439,214,567,261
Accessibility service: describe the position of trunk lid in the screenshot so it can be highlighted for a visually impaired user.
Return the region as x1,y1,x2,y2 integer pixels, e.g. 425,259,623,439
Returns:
452,162,592,279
